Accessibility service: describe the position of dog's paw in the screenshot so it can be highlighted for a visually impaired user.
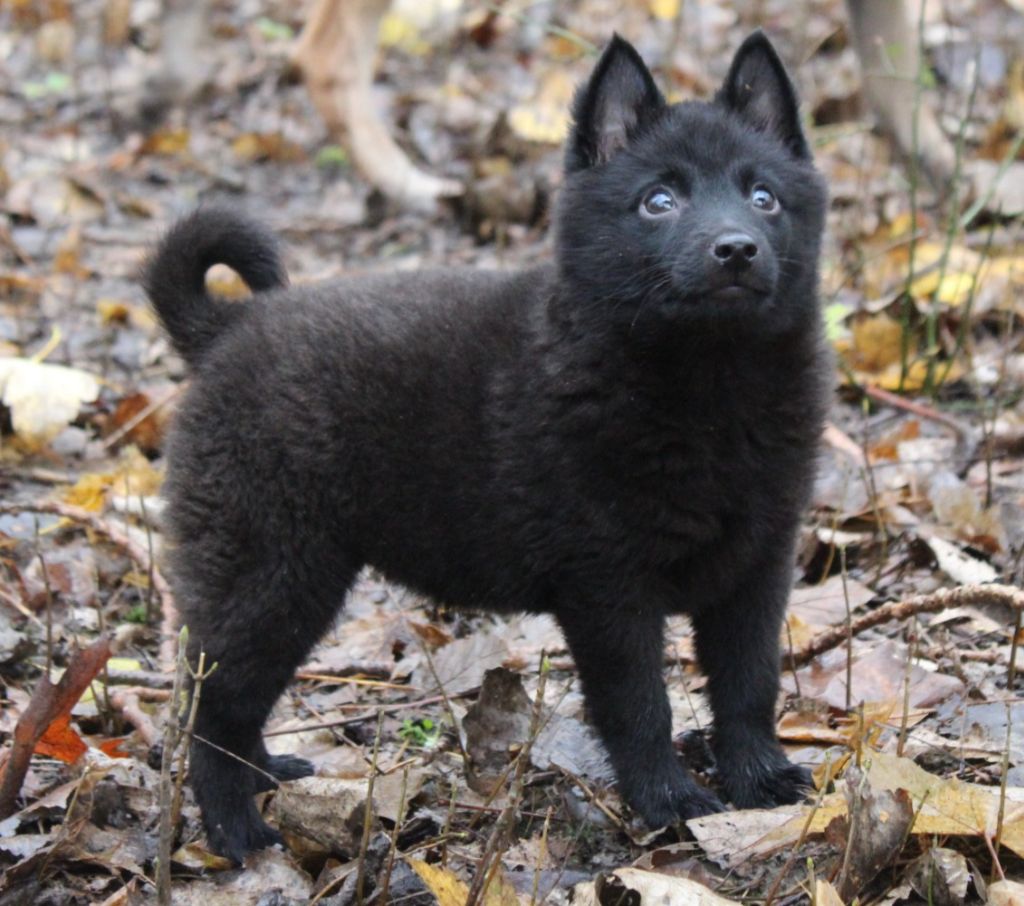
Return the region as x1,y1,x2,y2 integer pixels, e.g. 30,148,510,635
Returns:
206,804,284,864
624,769,725,827
251,752,314,792
265,753,315,782
721,752,812,809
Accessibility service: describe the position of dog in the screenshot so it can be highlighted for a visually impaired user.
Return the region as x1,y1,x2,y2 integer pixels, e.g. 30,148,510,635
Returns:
146,30,829,862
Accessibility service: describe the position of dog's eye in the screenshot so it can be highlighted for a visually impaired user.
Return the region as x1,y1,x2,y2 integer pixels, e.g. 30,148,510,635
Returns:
751,185,778,212
640,187,677,217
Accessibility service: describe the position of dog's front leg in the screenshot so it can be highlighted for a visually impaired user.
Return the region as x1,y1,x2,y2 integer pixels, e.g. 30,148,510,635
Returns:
692,551,812,809
557,604,723,825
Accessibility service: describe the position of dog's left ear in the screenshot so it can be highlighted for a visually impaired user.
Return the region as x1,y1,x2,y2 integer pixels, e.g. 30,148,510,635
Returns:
566,35,665,171
718,30,810,159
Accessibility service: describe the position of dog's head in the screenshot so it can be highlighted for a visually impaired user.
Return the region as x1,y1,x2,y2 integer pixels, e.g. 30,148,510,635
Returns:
555,32,827,341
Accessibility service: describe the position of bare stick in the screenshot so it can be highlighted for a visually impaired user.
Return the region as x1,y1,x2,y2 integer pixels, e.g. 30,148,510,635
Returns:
109,688,165,747
791,584,1024,667
0,636,111,819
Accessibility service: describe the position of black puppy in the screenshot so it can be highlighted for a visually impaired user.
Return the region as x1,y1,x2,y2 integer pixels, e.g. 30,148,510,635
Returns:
146,31,828,861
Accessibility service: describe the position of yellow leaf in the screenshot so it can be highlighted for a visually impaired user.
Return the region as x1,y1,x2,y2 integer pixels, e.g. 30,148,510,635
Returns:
64,473,110,511
508,70,575,145
910,269,975,306
850,313,903,372
888,211,919,239
868,357,966,392
62,448,164,511
378,12,430,55
406,858,522,906
120,570,152,589
648,0,680,19
801,752,1024,858
406,860,470,906
97,299,157,330
97,299,130,323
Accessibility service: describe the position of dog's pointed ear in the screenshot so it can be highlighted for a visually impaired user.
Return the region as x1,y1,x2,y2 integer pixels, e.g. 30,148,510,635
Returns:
566,35,665,171
718,30,810,159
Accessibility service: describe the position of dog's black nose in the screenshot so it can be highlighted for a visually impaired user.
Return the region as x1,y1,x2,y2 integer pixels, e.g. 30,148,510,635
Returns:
712,233,758,269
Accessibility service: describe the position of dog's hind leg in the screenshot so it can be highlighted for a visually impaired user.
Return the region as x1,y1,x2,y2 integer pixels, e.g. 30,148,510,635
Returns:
179,551,355,862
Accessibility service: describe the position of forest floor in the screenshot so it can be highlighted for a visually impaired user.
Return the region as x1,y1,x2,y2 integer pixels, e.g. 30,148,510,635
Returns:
1,0,1024,903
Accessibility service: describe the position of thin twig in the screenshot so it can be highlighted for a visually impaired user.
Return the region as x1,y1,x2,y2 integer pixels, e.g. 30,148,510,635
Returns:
355,711,384,905
156,629,189,906
466,659,549,906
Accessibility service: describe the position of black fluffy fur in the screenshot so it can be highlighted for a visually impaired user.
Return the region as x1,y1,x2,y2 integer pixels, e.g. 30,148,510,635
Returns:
147,30,829,862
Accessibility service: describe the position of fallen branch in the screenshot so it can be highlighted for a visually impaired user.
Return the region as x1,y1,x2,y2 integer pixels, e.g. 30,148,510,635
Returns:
109,687,169,747
0,502,177,668
0,636,111,818
791,583,1024,667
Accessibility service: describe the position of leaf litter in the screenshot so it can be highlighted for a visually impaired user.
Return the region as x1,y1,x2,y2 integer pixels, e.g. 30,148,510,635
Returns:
1,0,1024,903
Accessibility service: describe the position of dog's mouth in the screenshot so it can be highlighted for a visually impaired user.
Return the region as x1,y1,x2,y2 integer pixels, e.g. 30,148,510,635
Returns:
701,273,774,302
705,284,766,302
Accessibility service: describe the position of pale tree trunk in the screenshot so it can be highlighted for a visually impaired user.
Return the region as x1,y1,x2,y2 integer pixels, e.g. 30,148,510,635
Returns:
294,0,462,210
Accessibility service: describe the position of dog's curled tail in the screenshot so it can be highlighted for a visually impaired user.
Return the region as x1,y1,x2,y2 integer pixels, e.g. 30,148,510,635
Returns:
144,208,288,368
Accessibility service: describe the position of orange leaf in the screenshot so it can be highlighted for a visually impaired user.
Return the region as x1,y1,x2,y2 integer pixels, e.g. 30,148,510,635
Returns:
98,737,132,758
35,712,88,763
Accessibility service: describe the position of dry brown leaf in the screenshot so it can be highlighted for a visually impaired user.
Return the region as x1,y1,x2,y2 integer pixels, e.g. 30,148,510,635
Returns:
789,574,875,628
462,667,532,794
828,766,914,900
574,868,739,905
814,881,845,906
776,709,847,746
849,313,903,372
53,225,85,276
414,630,511,694
987,879,1024,906
784,640,963,710
231,132,305,164
139,129,191,156
870,419,921,461
104,392,167,454
907,847,970,906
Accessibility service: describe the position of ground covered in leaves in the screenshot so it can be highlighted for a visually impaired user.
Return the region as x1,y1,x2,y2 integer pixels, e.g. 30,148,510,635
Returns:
1,0,1024,903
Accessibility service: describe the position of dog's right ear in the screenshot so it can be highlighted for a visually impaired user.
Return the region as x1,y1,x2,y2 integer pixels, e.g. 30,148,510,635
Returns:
566,35,665,171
